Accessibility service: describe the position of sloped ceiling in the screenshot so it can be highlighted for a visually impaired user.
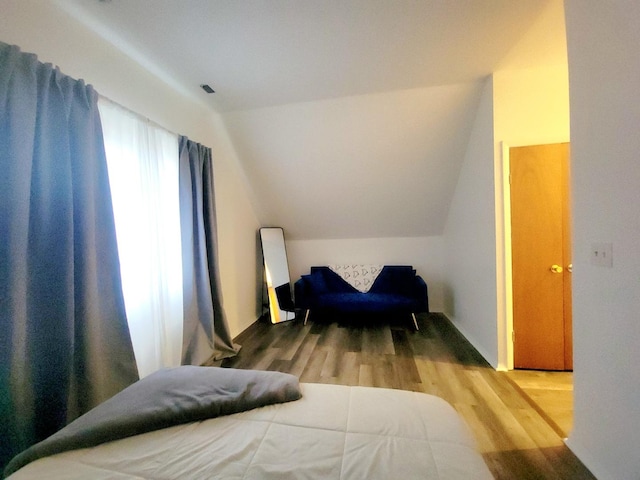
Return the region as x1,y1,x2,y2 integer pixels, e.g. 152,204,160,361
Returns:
224,83,482,239
54,0,567,240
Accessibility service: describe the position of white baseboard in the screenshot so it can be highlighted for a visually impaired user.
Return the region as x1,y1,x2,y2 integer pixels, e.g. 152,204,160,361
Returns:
564,437,613,480
439,312,498,369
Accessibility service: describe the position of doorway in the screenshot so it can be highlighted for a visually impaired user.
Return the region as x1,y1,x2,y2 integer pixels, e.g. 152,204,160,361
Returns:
509,143,572,371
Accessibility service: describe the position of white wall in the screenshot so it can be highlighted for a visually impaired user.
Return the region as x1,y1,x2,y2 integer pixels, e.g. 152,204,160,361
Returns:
207,117,264,336
442,78,498,367
493,65,570,146
0,0,261,338
1,0,209,144
287,236,445,312
564,2,640,479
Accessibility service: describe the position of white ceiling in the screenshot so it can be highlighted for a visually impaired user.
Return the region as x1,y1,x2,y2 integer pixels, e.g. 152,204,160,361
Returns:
55,0,567,240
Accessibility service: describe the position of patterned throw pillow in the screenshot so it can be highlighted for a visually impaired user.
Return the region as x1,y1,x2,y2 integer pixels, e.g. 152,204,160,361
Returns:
328,264,384,293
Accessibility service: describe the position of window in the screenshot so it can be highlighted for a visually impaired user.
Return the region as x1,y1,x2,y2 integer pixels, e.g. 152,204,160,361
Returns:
99,98,183,378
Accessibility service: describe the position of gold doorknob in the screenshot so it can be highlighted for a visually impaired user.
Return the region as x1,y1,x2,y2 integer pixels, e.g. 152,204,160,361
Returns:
550,264,563,273
567,264,573,273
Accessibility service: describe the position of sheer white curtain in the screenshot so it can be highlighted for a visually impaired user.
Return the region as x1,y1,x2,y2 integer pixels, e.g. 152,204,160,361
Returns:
98,98,183,378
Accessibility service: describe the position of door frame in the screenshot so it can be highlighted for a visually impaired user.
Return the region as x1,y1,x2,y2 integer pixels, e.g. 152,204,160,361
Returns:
496,139,570,371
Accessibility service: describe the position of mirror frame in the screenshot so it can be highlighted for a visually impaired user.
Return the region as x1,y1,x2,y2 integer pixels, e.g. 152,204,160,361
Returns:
259,227,295,324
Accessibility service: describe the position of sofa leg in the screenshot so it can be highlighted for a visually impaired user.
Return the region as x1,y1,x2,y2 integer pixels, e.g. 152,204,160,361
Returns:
411,313,419,331
304,309,310,326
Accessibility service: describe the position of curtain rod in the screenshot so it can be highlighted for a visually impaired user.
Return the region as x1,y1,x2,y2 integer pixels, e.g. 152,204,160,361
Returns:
98,94,182,139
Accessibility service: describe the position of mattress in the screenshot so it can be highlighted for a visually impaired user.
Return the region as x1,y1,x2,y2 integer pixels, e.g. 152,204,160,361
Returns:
8,383,493,479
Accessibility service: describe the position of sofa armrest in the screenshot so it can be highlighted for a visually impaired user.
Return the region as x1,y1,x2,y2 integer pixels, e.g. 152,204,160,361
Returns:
413,275,429,313
294,275,312,309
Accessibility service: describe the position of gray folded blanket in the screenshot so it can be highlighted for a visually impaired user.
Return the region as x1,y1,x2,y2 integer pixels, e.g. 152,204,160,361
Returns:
5,366,302,477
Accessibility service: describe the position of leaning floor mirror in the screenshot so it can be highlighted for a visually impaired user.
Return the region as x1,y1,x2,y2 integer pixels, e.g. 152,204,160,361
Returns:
259,227,295,324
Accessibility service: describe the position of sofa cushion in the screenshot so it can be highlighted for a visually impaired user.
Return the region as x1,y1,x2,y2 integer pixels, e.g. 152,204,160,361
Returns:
369,266,416,295
318,293,416,314
311,267,358,293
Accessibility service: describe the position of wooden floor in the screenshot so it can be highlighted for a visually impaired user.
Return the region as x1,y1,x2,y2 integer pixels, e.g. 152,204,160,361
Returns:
505,370,574,439
222,312,595,480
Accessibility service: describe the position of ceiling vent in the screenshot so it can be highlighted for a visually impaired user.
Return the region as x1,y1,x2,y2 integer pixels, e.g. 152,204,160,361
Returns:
200,84,215,94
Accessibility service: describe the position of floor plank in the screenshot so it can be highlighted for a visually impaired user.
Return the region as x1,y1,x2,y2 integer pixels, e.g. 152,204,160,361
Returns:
504,369,573,438
222,312,595,480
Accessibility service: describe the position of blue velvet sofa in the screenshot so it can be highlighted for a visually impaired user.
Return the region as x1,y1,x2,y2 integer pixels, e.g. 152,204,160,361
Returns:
294,266,429,329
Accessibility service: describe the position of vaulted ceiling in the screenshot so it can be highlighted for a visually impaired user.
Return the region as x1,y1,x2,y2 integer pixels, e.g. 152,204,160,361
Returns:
55,0,567,240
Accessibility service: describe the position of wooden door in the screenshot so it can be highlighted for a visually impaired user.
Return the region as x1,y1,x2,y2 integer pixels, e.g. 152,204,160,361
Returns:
510,143,572,370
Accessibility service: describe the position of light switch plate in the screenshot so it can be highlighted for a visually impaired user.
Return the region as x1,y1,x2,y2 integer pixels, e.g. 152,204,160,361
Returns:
591,242,613,267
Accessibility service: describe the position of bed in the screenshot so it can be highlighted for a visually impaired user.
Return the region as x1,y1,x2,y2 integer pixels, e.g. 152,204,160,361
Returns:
5,367,493,479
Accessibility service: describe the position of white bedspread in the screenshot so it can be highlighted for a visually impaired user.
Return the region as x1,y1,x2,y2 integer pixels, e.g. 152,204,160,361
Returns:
9,383,493,479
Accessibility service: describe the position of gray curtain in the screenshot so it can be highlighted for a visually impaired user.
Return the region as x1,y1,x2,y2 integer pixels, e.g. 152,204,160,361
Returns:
0,43,139,470
179,137,240,365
